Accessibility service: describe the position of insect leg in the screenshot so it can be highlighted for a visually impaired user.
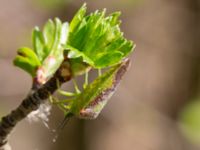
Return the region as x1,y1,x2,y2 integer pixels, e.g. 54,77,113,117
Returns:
83,72,88,89
98,69,102,76
52,98,73,111
56,77,76,97
52,99,73,104
58,90,76,97
73,79,81,94
49,94,58,103
49,93,72,112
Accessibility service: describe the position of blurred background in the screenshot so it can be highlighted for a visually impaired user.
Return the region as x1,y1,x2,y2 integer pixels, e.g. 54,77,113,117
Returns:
0,0,200,149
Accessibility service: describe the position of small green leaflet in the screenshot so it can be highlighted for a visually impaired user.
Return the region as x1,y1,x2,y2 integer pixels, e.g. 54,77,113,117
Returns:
13,47,41,77
13,18,69,81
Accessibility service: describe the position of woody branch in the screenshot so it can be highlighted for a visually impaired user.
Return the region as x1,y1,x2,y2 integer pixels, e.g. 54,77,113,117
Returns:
0,58,72,148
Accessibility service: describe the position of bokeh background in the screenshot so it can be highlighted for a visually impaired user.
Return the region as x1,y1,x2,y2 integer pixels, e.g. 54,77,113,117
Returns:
0,0,200,150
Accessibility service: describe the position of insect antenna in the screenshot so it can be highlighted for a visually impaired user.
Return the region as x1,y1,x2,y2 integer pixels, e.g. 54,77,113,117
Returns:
57,113,74,131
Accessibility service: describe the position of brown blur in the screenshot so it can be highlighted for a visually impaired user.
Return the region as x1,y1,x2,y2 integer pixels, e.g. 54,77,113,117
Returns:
0,0,200,150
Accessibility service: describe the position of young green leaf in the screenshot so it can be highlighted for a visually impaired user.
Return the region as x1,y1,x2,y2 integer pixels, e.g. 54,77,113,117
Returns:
42,19,69,79
69,3,87,33
67,4,135,70
32,27,45,62
43,19,55,50
13,47,41,77
14,18,69,82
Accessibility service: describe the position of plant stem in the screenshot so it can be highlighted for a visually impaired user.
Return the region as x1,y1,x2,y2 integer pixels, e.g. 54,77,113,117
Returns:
0,59,72,148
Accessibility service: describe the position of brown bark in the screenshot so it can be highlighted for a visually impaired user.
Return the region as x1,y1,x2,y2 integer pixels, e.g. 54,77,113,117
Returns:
0,59,72,148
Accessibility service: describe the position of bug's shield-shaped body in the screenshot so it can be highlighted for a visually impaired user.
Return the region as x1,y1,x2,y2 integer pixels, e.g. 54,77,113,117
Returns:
69,58,131,119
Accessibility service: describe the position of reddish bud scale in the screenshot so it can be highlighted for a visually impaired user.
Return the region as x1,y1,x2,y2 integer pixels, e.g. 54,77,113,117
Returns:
36,67,46,84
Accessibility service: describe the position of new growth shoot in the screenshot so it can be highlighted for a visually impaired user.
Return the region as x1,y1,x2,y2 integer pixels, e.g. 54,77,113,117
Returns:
0,3,135,149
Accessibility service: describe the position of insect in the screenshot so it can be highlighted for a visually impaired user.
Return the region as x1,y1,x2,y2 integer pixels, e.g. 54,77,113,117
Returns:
50,58,130,125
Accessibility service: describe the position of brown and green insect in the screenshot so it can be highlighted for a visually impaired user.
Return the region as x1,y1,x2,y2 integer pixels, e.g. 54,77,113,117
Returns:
51,58,130,122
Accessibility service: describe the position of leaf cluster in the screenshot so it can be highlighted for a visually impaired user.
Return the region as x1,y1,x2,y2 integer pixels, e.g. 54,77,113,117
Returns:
67,4,134,68
14,18,68,78
13,3,135,79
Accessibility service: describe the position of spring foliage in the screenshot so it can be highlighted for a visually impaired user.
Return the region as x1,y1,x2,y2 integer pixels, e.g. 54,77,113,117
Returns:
13,3,135,119
13,3,134,79
67,4,134,68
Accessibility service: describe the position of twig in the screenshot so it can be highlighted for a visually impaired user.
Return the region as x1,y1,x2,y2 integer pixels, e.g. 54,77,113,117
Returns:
0,59,72,148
